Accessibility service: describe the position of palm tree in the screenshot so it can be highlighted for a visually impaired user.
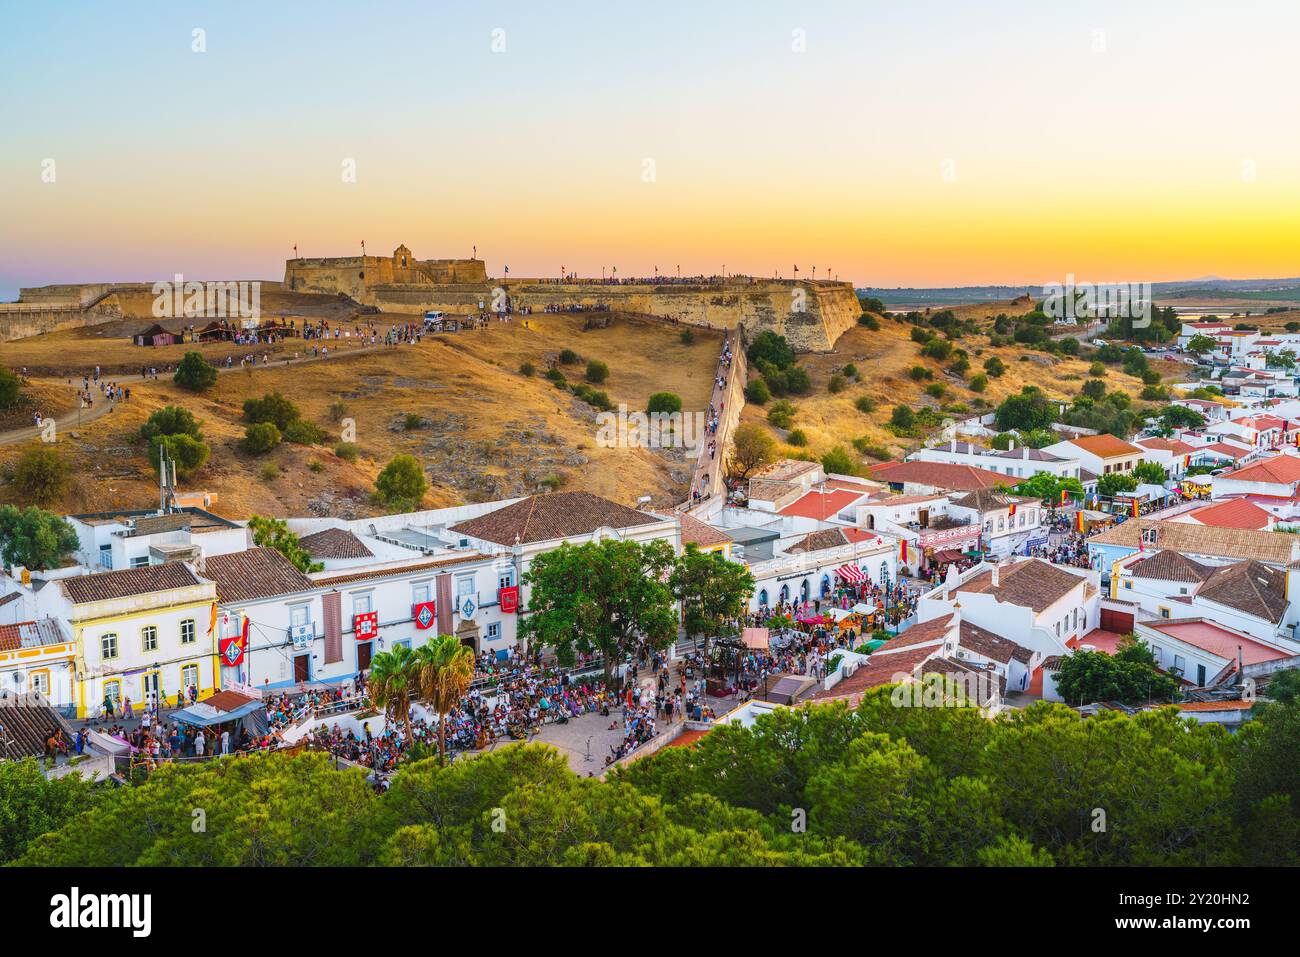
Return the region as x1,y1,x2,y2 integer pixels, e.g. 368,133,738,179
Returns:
415,634,476,766
367,643,419,750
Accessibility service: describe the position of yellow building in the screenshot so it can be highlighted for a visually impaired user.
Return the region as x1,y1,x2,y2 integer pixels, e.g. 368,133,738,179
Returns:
60,564,218,718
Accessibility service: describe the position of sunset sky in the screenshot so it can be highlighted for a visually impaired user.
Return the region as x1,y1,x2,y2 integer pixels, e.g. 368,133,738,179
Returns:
2,0,1298,299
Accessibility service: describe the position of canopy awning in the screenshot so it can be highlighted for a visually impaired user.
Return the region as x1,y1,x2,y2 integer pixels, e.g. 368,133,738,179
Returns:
851,602,875,615
835,563,867,584
741,627,770,650
932,548,965,563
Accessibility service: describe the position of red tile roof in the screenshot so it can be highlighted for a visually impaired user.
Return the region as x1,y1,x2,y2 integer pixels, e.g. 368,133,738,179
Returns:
811,645,939,701
1144,618,1290,666
61,563,202,604
868,460,1008,492
1185,499,1272,531
678,513,733,549
778,487,867,520
1066,434,1144,458
1220,455,1300,485
202,548,316,603
449,492,663,545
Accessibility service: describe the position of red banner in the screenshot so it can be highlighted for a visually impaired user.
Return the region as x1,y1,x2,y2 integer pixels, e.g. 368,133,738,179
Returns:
498,586,519,614
219,618,248,667
412,601,436,630
354,611,378,641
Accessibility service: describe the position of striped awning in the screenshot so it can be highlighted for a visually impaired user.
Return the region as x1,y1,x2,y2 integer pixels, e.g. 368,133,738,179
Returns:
835,564,867,584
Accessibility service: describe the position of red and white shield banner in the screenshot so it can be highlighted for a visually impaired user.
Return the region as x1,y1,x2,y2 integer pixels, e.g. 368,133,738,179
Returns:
412,601,436,630
498,586,520,614
354,611,378,640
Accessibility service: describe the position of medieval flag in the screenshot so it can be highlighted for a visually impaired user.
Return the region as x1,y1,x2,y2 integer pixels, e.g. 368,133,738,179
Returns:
1060,489,1069,505
899,538,908,563
1075,510,1086,534
1132,499,1140,518
1008,501,1017,517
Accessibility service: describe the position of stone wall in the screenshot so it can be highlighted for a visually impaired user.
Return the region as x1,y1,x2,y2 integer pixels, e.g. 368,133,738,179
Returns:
0,303,122,342
366,279,860,352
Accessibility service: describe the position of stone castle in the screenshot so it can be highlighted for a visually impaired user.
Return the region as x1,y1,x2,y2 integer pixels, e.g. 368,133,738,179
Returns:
284,245,861,351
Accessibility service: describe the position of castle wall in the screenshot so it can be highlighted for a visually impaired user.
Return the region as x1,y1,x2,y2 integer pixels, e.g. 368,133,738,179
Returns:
0,303,122,342
366,279,861,351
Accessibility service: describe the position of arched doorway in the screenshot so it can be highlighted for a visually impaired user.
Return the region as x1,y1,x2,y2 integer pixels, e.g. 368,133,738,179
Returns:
758,588,769,607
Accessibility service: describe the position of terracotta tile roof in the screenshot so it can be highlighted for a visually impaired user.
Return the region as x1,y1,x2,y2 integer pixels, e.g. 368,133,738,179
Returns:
1199,442,1248,459
811,644,939,701
785,526,881,555
754,459,822,482
869,460,1008,492
0,697,72,759
960,559,1086,613
1041,655,1063,671
1196,560,1288,623
1185,499,1272,531
957,620,1032,665
949,489,1035,512
198,690,259,712
1177,700,1254,712
448,492,663,545
778,488,868,520
61,563,202,604
875,613,955,652
299,528,375,560
1091,518,1300,565
1136,437,1197,455
1220,455,1300,485
1066,434,1143,458
1129,550,1215,583
0,619,69,652
203,548,316,603
313,554,488,588
678,513,733,549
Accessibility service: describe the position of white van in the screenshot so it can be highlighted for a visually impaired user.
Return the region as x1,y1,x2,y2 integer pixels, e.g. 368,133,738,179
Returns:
422,310,446,328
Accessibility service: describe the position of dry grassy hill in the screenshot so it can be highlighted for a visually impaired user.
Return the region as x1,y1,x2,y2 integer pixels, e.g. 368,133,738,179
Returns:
0,312,719,518
741,300,1169,468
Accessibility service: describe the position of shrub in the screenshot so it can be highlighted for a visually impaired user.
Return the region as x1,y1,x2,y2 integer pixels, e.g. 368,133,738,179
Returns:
948,356,970,376
519,361,536,377
784,366,812,394
890,405,916,432
241,422,281,454
585,360,609,384
744,378,771,404
243,392,300,431
259,462,279,482
328,399,349,422
1081,379,1106,401
910,327,933,344
147,433,210,479
403,412,424,431
746,331,796,369
1089,362,1106,377
1141,369,1162,385
821,446,856,476
984,356,1007,378
558,349,581,365
925,383,946,399
374,454,428,510
309,460,325,473
852,438,891,460
842,363,859,379
767,400,796,430
12,446,70,506
855,395,876,414
828,374,848,394
969,373,988,393
786,429,808,447
284,419,326,445
173,351,217,392
921,339,953,360
858,314,880,330
647,392,682,415
680,329,695,345
140,406,202,442
545,367,566,384
909,365,930,381
0,368,21,410
335,442,360,462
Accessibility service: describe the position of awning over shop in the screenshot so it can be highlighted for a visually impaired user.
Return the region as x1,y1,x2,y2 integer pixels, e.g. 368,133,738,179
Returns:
851,602,876,615
173,690,266,732
835,563,867,584
932,549,965,563
741,627,770,650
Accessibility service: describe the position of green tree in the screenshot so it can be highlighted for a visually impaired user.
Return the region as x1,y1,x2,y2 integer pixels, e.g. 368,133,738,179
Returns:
1052,646,1178,705
647,392,682,415
1132,460,1168,484
1185,334,1216,357
1158,405,1207,431
670,543,756,660
746,331,795,369
585,359,609,383
522,538,677,685
139,405,202,442
243,392,301,431
240,421,281,454
993,387,1055,432
729,423,775,480
0,367,22,410
247,514,323,573
415,634,476,766
173,351,217,391
12,445,70,505
0,505,79,571
1097,471,1139,497
1013,473,1084,504
821,445,857,475
147,433,211,480
983,355,1007,378
374,454,428,511
369,644,421,748
0,759,99,865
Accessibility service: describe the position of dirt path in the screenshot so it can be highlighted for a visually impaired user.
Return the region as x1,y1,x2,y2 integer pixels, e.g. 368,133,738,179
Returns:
0,343,389,447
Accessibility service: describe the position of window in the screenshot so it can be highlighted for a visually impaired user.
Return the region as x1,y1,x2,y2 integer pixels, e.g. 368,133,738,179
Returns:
997,517,1005,531
352,592,373,616
31,671,50,695
1159,606,1171,619
1122,580,1132,590
101,633,119,660
141,625,158,652
181,663,199,691
180,619,196,644
130,556,149,568
103,680,120,704
457,576,475,597
1172,655,1185,675
758,589,769,607
412,582,432,605
497,569,514,590
487,622,500,641
1151,645,1162,663
290,605,309,628
99,544,112,570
